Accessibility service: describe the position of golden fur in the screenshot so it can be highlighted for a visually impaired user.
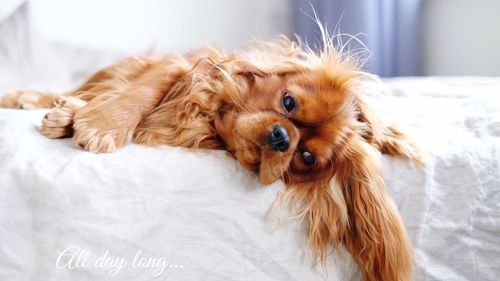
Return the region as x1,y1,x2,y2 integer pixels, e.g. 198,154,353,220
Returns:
1,35,420,281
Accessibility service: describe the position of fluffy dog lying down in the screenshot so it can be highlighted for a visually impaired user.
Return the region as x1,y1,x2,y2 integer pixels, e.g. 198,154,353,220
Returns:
1,34,420,281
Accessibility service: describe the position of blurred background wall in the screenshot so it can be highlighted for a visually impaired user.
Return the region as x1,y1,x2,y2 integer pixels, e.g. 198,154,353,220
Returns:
422,0,500,76
29,0,291,53
1,0,499,79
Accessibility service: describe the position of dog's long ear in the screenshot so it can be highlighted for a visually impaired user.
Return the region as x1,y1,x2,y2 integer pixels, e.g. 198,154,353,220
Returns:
275,175,349,269
356,97,422,163
276,137,413,280
335,136,413,281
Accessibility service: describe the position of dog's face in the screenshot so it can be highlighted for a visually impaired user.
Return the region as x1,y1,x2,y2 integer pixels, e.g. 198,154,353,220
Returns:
232,67,358,185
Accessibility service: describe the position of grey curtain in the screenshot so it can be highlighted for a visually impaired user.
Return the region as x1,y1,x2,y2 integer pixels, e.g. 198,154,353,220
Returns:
293,0,422,77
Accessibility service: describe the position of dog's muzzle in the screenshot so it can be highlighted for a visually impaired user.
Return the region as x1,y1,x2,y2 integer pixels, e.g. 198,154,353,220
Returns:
268,125,290,152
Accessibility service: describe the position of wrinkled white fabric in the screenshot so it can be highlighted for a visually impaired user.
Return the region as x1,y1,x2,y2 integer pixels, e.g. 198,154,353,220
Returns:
1,76,500,281
0,109,360,281
377,77,500,281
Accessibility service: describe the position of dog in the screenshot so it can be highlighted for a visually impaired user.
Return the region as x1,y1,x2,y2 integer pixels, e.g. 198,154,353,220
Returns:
1,34,421,281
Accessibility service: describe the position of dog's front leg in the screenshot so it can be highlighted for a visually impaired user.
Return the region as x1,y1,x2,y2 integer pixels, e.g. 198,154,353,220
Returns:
73,61,188,153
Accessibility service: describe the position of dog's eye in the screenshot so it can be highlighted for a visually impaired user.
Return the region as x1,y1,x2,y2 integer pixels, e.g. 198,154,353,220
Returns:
302,151,315,165
282,91,295,112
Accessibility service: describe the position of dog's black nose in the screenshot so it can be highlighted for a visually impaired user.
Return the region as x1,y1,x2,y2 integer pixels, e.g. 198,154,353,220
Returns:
268,125,290,152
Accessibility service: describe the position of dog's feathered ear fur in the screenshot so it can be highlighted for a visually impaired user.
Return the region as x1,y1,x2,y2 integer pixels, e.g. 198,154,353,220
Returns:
336,136,413,281
356,96,422,163
277,135,413,281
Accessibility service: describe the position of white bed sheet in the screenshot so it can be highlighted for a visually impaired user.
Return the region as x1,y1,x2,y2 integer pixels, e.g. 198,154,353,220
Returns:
0,77,499,281
0,110,359,281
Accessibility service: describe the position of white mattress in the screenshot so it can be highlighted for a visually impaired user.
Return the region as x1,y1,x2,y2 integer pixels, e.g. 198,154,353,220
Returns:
1,77,500,281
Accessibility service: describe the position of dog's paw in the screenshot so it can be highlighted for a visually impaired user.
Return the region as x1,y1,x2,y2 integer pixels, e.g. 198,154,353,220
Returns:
1,88,57,109
41,97,87,138
73,107,134,153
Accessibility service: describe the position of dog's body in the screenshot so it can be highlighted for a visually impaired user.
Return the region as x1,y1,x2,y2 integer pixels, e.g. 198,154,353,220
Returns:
1,37,420,281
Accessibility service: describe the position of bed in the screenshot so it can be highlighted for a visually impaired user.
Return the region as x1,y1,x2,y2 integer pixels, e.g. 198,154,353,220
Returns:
1,73,499,281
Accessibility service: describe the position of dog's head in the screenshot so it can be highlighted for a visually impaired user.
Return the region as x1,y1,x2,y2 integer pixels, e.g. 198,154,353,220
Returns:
216,40,414,281
230,50,361,186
